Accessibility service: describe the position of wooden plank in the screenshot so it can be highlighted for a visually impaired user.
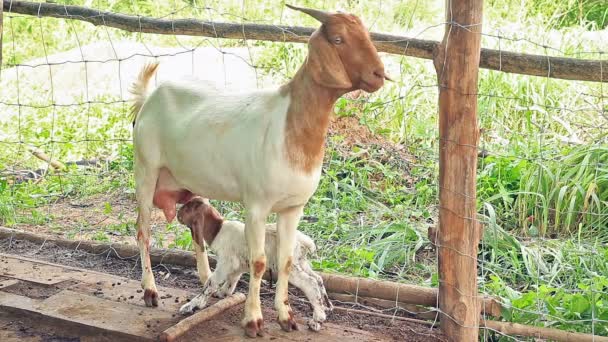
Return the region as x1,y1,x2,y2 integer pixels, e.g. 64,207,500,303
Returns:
0,277,19,289
433,0,483,341
0,254,197,341
0,254,73,284
68,277,192,312
2,0,606,83
0,290,161,341
39,290,177,339
0,253,193,311
0,289,37,308
0,287,180,340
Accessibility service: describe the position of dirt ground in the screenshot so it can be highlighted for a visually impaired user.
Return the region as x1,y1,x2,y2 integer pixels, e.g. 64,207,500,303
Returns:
0,237,444,341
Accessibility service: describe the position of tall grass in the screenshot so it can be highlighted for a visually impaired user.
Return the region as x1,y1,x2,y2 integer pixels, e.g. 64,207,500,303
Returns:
516,145,608,237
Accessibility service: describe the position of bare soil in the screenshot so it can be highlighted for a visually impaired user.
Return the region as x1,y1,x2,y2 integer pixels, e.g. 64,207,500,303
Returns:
0,237,444,341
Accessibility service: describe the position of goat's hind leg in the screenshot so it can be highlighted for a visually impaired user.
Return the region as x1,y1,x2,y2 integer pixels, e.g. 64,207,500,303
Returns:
135,166,160,307
302,260,333,312
289,264,329,332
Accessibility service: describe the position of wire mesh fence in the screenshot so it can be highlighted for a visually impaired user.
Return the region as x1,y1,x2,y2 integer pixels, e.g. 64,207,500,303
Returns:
475,5,607,339
0,0,606,340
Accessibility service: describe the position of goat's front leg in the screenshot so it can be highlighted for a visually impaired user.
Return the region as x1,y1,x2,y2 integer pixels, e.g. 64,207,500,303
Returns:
135,167,159,307
179,273,219,315
193,240,212,285
216,272,242,298
242,207,269,338
275,205,304,332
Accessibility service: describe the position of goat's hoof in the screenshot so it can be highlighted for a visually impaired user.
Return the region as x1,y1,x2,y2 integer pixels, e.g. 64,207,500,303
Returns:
143,289,159,307
278,311,299,332
179,303,195,315
243,318,264,338
307,319,322,332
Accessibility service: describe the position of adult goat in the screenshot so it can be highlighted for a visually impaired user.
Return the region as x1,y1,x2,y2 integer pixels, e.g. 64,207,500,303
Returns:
129,4,387,337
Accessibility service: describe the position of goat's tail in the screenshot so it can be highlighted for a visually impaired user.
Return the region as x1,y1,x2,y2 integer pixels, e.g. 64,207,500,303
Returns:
129,62,160,126
298,233,317,255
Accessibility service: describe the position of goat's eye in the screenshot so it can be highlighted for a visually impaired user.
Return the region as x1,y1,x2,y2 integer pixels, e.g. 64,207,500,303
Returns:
332,37,343,45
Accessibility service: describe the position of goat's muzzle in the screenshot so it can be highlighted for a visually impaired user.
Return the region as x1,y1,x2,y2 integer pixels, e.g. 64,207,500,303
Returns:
360,69,386,93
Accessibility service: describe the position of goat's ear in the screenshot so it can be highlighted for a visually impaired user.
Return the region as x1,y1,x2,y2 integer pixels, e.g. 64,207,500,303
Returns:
202,205,224,244
189,217,206,247
307,29,352,89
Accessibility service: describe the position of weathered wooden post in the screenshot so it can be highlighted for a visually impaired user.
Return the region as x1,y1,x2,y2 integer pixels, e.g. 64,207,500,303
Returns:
433,0,483,341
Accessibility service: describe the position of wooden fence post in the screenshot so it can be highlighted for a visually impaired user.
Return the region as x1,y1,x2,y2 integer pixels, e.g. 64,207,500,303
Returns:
433,0,483,341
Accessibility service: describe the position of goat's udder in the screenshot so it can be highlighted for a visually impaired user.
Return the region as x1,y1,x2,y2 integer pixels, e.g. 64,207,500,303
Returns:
153,189,194,222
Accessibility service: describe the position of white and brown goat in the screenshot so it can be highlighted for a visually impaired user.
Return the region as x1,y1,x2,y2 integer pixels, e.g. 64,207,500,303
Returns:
129,4,387,337
176,197,333,331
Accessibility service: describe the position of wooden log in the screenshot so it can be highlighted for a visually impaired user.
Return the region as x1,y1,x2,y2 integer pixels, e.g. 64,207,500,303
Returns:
27,145,66,170
329,306,608,342
322,272,435,306
329,292,439,320
0,226,198,267
329,302,608,342
332,306,438,328
2,0,606,83
482,320,608,342
323,273,500,317
0,227,503,318
159,293,246,342
433,0,483,340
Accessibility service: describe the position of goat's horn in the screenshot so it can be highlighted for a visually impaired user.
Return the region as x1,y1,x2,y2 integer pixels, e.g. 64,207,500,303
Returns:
286,4,331,23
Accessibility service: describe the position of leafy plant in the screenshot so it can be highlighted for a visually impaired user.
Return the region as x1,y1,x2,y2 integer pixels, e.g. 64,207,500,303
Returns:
516,145,608,237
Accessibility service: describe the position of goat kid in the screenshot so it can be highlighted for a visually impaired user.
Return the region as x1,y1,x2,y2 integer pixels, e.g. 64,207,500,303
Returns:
177,197,333,331
130,4,387,337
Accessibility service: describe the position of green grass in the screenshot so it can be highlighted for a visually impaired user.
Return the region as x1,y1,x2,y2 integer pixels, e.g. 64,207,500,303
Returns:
1,0,608,338
511,0,608,29
516,145,608,237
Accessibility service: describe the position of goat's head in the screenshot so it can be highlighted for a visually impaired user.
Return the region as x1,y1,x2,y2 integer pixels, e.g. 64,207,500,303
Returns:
177,197,223,246
287,4,388,93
